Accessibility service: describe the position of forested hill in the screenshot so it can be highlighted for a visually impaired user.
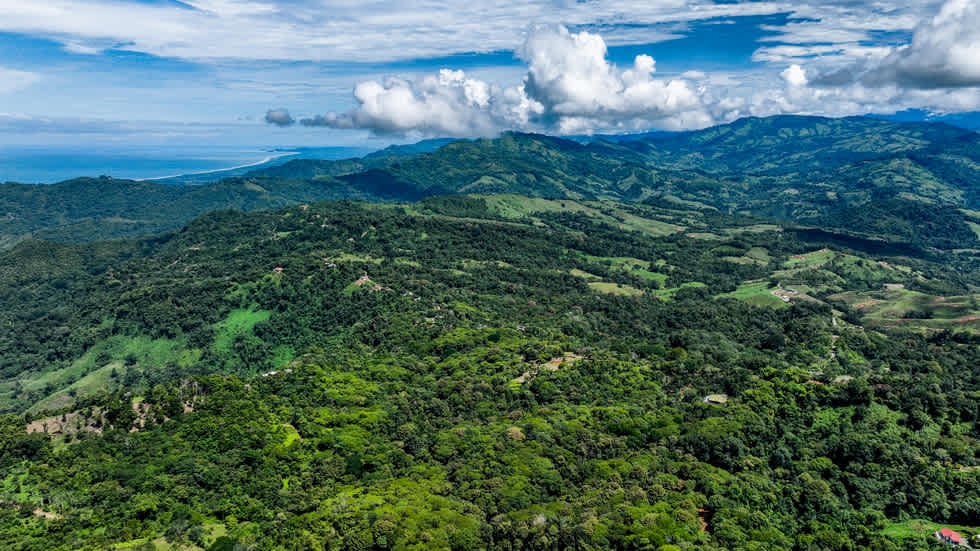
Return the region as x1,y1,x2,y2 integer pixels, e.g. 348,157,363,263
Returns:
606,115,979,174
0,193,978,549
1,115,978,250
0,115,976,550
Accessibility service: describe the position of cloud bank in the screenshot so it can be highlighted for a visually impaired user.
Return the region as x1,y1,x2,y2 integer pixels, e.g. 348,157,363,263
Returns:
518,26,712,133
283,26,716,136
809,0,980,89
3,0,975,145
299,71,499,136
0,0,787,63
269,0,978,137
868,0,980,88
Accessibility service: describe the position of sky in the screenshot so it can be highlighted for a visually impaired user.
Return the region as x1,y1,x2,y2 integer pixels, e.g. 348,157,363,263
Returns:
0,0,979,147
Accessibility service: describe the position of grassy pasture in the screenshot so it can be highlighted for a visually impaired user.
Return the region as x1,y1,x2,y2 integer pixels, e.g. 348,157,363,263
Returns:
719,281,791,309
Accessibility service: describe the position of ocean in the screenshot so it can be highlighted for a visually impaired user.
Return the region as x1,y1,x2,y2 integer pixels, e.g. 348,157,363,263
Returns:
0,145,374,185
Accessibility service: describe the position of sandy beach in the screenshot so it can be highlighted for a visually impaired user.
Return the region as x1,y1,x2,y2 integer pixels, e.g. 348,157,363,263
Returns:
139,151,300,181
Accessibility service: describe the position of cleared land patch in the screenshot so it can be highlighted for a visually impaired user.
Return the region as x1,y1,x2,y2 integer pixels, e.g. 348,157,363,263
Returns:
830,288,980,333
20,335,195,415
343,275,390,296
479,195,685,237
720,281,791,309
588,281,644,296
582,255,668,284
881,519,977,543
784,248,835,269
969,221,980,240
511,353,583,388
213,308,271,354
686,232,723,240
328,252,384,264
653,281,707,300
569,268,602,281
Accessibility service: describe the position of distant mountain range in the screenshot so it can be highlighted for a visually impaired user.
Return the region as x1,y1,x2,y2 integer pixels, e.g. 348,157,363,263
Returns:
869,109,980,131
1,115,978,250
1,114,978,550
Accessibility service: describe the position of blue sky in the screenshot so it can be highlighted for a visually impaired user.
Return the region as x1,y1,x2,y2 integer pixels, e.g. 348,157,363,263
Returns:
0,0,978,146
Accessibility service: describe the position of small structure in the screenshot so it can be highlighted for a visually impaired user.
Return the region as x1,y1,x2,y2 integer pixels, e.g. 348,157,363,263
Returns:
273,266,284,274
704,394,728,405
935,528,963,546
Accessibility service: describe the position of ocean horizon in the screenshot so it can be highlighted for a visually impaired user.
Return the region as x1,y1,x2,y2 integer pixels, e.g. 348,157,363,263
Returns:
0,145,374,185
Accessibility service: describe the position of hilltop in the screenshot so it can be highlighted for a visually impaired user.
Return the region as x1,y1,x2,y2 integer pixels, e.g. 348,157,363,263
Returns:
1,115,977,250
0,194,977,549
0,115,977,549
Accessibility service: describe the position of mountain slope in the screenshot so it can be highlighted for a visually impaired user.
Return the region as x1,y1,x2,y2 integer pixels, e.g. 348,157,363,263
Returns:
0,196,977,550
0,175,403,245
622,115,980,175
1,116,978,252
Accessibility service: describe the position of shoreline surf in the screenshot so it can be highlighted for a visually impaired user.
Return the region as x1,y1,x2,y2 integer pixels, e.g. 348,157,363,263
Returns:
139,151,300,181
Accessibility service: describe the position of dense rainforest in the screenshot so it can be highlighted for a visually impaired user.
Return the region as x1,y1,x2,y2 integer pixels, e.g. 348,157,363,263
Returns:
3,116,979,250
0,116,978,550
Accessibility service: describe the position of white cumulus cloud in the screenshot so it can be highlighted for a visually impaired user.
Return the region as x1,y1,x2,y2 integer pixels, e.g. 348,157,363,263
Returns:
519,26,712,132
781,64,808,88
806,0,980,89
866,0,980,88
299,70,504,136
293,26,714,136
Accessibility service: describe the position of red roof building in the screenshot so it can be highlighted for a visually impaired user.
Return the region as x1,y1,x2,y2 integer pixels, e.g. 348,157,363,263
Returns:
936,527,962,545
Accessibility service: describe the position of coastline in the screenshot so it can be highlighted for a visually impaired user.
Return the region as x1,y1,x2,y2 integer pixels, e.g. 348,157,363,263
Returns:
138,151,300,181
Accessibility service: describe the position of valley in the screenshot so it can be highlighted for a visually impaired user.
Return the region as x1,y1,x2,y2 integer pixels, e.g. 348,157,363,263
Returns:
0,116,977,550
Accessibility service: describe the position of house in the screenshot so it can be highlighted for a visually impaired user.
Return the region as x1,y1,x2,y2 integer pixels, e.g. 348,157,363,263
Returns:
935,527,963,546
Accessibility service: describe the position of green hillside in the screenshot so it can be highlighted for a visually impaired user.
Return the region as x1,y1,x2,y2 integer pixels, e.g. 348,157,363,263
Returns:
0,116,978,550
0,175,389,245
3,116,978,251
0,194,977,550
623,115,979,174
249,117,980,249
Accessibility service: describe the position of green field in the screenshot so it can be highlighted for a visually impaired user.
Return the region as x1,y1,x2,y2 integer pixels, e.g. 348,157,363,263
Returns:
479,195,685,237
969,221,980,239
784,248,836,269
717,245,772,266
719,280,791,309
588,281,645,296
480,195,596,218
569,255,668,297
746,246,772,264
212,308,272,354
15,335,195,414
328,252,385,264
582,255,668,284
686,232,723,240
569,268,602,281
113,522,228,550
881,519,976,542
830,288,980,332
27,362,126,414
721,256,759,265
653,281,707,300
724,224,782,235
